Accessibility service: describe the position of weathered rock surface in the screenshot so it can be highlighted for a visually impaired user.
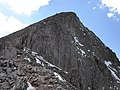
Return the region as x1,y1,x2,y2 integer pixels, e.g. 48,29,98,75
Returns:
0,12,120,90
0,54,73,90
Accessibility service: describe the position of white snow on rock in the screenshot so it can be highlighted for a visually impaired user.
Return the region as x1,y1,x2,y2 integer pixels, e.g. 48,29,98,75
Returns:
110,67,118,72
36,55,61,70
54,72,66,82
77,46,79,50
110,86,112,89
48,63,62,70
92,52,95,56
36,56,44,61
114,85,119,90
74,37,84,46
24,48,30,53
32,51,37,56
24,57,31,62
23,48,26,51
74,37,79,43
109,68,120,81
117,81,120,83
80,49,86,56
104,61,120,81
102,87,105,90
88,50,90,52
76,46,86,57
78,43,84,47
17,55,21,57
35,57,42,64
78,51,80,54
84,33,86,35
27,81,36,90
68,29,70,31
65,71,68,74
104,61,112,67
23,47,68,74
118,66,120,69
88,87,91,90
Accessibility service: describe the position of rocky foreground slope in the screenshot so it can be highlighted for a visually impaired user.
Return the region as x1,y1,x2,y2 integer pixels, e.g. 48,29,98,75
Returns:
0,12,120,90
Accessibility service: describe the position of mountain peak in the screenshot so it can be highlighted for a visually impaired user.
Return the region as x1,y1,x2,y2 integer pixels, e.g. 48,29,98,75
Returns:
0,12,120,90
45,12,78,20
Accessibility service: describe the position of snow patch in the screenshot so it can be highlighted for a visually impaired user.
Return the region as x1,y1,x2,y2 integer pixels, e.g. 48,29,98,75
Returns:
23,48,26,51
23,47,68,74
88,87,91,90
117,81,120,83
24,57,31,62
74,37,79,43
32,51,37,56
27,81,36,90
88,50,90,52
77,47,79,50
80,49,86,56
65,71,68,74
36,55,62,70
24,48,30,53
110,67,118,72
109,68,120,81
54,72,65,82
92,52,95,56
43,21,46,24
102,86,105,90
68,29,70,31
76,46,86,57
104,61,120,82
35,57,42,64
78,43,84,47
104,61,112,67
0,56,4,59
74,37,84,46
36,56,44,61
118,66,120,69
17,55,21,57
110,86,112,89
37,55,62,70
114,86,119,89
48,63,61,70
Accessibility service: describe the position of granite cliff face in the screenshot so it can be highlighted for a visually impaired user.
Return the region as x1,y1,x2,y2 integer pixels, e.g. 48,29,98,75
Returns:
0,12,120,90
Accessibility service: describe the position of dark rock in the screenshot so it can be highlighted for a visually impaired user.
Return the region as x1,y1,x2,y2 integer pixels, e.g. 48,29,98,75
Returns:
0,12,120,90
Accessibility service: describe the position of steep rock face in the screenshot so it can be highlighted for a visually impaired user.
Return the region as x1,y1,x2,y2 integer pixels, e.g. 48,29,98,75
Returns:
0,12,120,90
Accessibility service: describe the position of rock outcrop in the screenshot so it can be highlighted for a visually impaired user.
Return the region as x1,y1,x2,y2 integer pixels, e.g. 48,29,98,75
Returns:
0,12,120,90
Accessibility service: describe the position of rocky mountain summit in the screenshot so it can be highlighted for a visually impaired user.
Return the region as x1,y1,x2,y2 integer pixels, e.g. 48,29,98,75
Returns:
0,12,120,90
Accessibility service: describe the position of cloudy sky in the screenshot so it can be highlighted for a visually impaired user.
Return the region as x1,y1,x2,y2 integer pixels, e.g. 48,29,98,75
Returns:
0,0,120,59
